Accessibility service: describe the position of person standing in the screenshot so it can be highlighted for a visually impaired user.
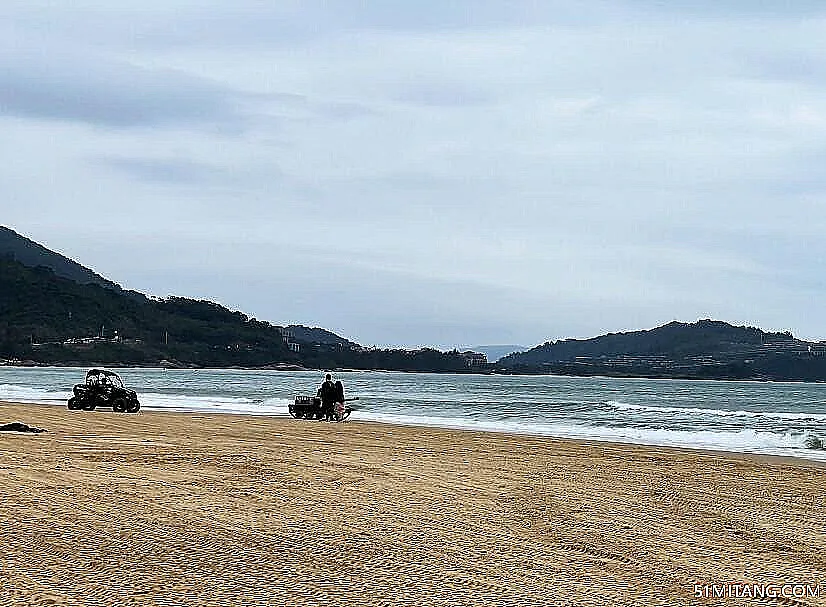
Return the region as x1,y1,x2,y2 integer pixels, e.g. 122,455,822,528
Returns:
333,380,345,421
318,373,336,420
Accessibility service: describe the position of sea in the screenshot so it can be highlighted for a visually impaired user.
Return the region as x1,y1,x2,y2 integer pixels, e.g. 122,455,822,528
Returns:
2,366,826,462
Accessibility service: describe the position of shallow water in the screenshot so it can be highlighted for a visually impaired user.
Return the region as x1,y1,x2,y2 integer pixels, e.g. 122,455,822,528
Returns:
2,366,826,461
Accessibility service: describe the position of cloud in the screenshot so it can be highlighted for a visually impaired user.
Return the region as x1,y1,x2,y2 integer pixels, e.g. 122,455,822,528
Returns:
320,0,611,30
5,1,826,346
743,51,826,86
0,48,243,129
311,100,377,121
620,0,826,18
0,38,372,133
96,157,229,185
392,82,494,107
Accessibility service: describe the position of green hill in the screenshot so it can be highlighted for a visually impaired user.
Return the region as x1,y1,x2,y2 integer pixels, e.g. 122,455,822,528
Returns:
0,239,473,373
0,226,121,291
0,257,292,367
500,320,826,381
285,325,358,348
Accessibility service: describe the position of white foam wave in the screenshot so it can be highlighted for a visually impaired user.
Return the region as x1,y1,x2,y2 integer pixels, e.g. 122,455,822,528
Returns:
608,400,826,421
4,377,826,462
0,383,293,416
355,411,826,461
0,383,70,402
138,392,292,416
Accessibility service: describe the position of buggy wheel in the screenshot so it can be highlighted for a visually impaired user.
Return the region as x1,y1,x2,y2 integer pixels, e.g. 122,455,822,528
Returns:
112,398,126,413
288,405,300,419
67,397,80,410
125,400,140,414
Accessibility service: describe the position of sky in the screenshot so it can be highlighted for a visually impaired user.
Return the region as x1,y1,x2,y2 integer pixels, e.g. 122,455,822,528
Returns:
2,1,826,349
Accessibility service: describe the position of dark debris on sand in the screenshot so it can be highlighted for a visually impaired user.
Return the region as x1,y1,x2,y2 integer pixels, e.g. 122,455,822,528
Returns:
0,422,47,433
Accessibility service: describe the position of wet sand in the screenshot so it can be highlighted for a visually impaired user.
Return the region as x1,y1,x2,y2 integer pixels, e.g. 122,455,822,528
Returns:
1,401,825,606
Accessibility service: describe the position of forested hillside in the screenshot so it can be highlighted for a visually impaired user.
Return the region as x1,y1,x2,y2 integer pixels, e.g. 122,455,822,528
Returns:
0,257,290,366
499,320,826,381
502,321,786,364
0,227,120,291
0,257,474,372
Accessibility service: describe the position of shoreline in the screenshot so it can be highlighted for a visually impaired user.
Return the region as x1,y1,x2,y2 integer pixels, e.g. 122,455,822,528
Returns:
4,399,826,470
4,398,826,468
0,400,826,468
2,400,825,605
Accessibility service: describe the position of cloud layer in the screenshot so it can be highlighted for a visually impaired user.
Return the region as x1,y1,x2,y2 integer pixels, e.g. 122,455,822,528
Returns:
2,2,826,346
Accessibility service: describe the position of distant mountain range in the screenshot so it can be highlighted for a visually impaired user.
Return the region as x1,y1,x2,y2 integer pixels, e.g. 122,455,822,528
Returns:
3,225,826,381
500,320,826,381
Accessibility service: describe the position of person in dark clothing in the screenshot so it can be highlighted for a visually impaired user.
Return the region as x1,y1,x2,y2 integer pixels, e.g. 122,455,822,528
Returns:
333,380,345,421
318,373,336,421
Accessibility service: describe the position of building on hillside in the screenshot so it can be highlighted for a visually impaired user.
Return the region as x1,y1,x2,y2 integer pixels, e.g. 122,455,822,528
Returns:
278,327,300,353
461,351,488,368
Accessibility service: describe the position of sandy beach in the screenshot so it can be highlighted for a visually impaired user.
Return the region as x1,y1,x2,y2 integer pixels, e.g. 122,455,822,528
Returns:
1,402,825,606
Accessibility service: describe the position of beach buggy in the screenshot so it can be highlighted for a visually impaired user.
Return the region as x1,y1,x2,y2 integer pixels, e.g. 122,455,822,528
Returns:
289,395,354,421
67,369,141,413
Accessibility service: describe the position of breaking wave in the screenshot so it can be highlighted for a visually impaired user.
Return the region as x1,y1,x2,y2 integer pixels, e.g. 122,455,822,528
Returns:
0,383,69,402
355,410,826,460
607,400,826,421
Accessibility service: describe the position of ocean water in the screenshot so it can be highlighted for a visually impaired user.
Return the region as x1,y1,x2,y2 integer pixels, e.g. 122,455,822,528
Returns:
2,366,826,462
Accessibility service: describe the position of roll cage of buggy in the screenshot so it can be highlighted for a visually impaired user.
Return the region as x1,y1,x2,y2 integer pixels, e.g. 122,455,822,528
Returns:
67,369,141,414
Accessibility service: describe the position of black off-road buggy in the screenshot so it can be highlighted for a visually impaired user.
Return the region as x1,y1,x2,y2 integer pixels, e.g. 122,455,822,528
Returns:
67,369,141,414
289,395,354,421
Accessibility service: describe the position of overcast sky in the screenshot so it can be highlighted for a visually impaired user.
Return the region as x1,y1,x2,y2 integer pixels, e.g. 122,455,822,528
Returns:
3,2,826,348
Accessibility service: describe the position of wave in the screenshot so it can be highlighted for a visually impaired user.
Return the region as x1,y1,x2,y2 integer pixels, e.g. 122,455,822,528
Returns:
355,410,826,460
607,400,826,421
133,393,293,416
0,383,293,416
0,383,70,402
4,376,826,461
